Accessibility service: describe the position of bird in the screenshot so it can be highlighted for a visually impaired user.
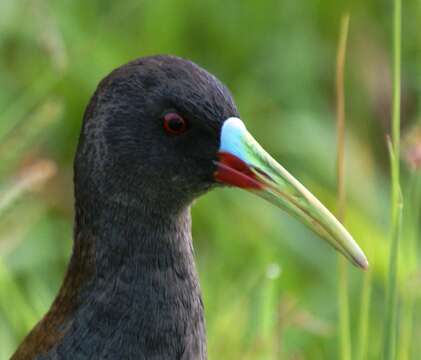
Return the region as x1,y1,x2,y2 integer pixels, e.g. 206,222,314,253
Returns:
12,55,368,360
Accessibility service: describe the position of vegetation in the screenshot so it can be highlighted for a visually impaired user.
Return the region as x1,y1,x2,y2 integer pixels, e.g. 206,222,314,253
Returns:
0,1,419,359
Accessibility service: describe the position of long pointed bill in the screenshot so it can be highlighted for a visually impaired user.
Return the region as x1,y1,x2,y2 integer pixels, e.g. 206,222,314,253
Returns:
214,117,368,270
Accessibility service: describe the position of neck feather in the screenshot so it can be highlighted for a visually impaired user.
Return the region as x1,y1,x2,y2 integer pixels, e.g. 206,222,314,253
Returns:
12,199,207,360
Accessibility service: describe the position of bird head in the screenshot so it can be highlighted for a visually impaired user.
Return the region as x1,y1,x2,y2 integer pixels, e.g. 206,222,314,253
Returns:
75,55,368,270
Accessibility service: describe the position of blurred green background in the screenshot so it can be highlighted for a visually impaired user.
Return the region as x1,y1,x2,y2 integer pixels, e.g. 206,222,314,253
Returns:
0,0,420,359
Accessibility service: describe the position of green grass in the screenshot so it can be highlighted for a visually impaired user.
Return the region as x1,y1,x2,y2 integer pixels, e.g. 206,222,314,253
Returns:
335,14,351,360
0,0,419,359
384,0,403,358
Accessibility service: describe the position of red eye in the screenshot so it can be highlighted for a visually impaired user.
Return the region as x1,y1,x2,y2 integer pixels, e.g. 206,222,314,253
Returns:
163,112,187,135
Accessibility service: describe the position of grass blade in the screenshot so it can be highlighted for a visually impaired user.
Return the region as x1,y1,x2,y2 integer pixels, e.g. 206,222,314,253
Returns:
0,160,57,218
335,14,351,360
356,270,372,360
383,0,402,357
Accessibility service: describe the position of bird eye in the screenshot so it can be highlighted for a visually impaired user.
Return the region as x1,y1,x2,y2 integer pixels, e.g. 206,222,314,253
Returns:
163,112,187,135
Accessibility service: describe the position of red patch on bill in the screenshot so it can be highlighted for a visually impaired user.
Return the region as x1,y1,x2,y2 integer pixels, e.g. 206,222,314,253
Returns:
214,152,263,189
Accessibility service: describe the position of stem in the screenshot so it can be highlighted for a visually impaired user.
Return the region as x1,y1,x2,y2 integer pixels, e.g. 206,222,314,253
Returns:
384,0,402,356
398,172,421,359
335,14,351,360
356,270,372,360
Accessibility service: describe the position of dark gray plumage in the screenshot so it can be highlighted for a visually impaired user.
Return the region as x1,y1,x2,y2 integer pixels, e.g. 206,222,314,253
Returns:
12,55,239,360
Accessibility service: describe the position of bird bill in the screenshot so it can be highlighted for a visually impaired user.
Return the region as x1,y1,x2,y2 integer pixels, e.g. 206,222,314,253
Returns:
214,117,368,270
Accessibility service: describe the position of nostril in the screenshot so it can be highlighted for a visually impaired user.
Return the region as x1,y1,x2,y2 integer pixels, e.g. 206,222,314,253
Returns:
253,167,275,183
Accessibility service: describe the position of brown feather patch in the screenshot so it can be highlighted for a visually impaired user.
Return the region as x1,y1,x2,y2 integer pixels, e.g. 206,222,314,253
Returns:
11,233,95,360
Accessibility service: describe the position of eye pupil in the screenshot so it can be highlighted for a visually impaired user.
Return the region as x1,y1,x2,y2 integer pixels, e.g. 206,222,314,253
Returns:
163,113,187,135
169,118,183,130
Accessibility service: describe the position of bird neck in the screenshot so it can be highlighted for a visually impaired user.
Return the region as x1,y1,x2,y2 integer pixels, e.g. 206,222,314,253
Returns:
14,198,207,359
72,201,206,357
